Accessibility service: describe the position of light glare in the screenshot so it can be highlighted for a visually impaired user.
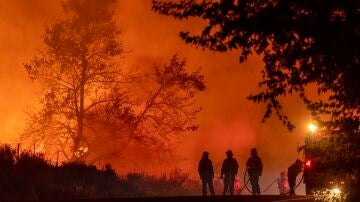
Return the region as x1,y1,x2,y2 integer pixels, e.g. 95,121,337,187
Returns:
332,187,341,194
308,123,318,133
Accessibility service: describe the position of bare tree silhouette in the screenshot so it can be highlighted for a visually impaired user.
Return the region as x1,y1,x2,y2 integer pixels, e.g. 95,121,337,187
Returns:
22,0,205,162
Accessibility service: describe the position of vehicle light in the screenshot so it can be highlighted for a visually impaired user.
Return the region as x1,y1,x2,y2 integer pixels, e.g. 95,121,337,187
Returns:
331,187,341,194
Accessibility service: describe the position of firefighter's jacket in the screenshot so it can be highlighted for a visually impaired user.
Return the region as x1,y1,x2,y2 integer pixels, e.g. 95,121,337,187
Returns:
221,157,239,178
246,156,263,176
288,161,302,179
198,158,214,180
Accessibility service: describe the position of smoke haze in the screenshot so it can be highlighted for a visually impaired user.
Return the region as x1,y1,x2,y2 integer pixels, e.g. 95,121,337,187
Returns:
0,0,314,194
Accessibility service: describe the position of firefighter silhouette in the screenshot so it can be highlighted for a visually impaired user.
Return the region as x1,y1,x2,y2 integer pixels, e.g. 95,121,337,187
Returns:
220,150,239,195
246,148,263,195
287,159,303,195
198,151,215,196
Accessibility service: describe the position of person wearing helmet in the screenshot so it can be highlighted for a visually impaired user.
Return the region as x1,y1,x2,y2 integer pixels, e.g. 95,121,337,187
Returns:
221,150,239,195
198,151,215,196
246,148,263,195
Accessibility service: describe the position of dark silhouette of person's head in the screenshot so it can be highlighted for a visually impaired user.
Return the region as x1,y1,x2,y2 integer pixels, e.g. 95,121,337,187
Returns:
225,150,233,158
202,151,209,159
251,148,258,157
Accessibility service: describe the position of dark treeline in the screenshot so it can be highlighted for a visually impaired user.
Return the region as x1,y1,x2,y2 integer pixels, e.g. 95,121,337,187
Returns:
0,144,198,200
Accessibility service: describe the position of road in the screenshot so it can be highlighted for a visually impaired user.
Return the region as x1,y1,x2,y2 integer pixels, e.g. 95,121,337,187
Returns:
10,195,315,202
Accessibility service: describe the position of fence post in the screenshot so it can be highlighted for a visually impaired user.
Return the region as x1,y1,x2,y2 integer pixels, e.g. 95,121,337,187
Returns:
17,143,20,160
56,150,59,167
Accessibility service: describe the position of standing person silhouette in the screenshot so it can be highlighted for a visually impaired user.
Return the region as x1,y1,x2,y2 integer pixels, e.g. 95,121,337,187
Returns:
221,150,239,195
198,151,215,196
246,148,263,195
288,159,303,195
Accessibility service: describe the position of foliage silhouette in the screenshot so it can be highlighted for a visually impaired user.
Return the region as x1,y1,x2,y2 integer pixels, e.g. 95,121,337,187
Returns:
152,0,360,196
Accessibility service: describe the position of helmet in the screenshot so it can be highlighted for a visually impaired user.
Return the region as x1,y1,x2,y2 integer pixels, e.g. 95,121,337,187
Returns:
202,151,209,158
251,148,258,156
225,150,233,156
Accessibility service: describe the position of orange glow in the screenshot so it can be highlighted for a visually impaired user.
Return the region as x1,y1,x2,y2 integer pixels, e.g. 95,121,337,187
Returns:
0,0,311,194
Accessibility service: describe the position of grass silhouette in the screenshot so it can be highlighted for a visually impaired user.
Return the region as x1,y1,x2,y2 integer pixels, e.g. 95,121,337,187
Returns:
0,144,198,200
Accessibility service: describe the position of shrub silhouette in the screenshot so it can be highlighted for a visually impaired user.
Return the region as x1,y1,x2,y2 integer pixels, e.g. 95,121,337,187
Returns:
0,144,198,199
0,144,15,173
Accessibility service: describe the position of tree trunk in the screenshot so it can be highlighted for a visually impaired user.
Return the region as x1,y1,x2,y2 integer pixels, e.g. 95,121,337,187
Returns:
74,56,87,159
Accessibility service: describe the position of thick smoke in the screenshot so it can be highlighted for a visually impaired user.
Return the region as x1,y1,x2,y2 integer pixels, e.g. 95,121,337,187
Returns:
0,0,311,194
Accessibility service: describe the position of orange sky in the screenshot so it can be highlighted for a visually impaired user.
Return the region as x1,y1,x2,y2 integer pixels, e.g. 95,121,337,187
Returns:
0,0,315,194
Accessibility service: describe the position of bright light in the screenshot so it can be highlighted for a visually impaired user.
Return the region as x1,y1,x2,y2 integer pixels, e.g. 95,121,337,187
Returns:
79,146,88,153
332,187,341,194
308,123,318,133
74,146,88,158
305,160,312,167
314,188,347,201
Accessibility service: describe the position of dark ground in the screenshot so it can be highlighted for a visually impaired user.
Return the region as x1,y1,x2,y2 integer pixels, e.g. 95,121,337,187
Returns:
4,195,315,202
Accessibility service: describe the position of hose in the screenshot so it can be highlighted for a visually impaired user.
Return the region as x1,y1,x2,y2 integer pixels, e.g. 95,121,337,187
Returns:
238,173,250,194
261,178,279,193
241,168,305,195
243,167,253,193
